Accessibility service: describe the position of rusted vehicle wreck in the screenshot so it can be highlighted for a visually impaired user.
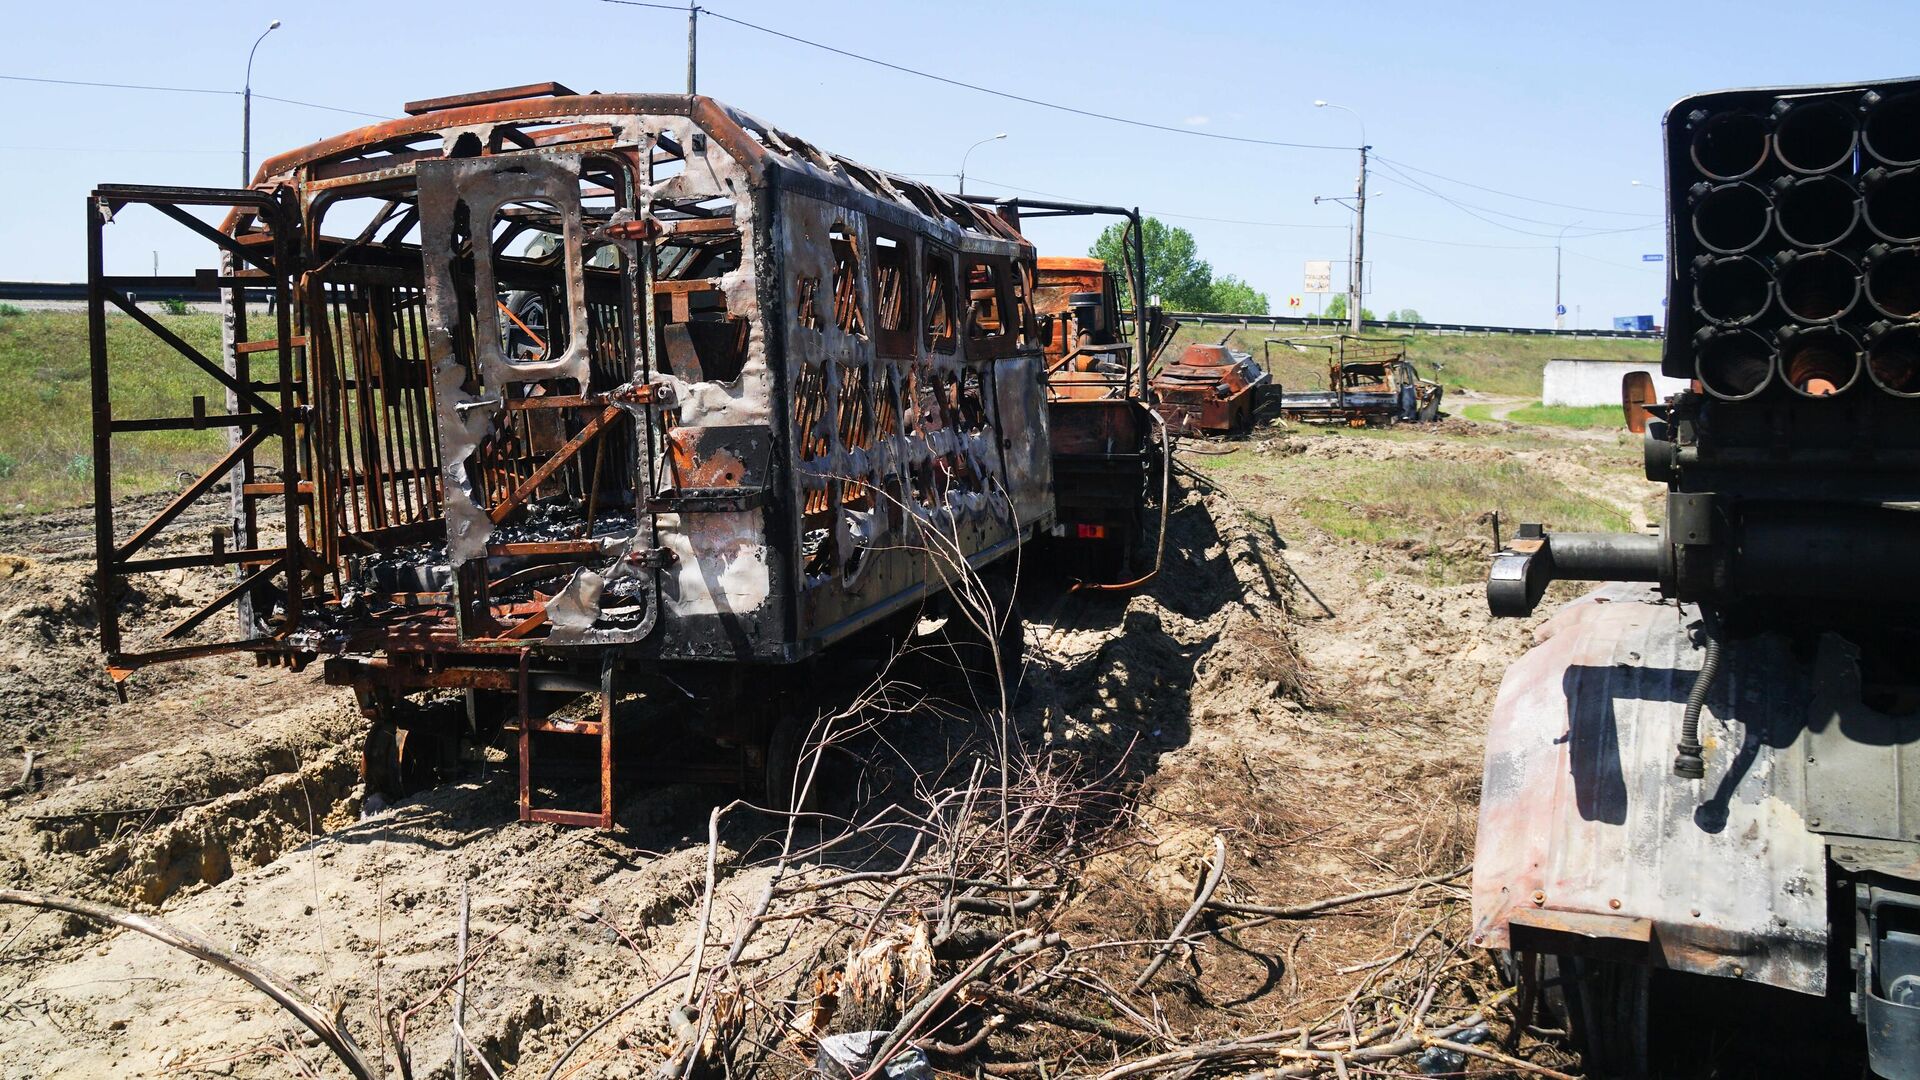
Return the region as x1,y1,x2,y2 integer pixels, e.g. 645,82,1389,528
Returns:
85,83,1122,825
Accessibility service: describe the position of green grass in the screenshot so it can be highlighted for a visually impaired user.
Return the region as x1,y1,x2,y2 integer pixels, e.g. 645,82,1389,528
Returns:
1194,443,1631,584
1457,401,1624,429
0,309,230,513
1502,403,1624,429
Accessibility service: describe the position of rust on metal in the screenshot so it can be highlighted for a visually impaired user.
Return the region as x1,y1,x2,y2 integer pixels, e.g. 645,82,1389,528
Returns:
86,85,1060,823
1150,343,1270,436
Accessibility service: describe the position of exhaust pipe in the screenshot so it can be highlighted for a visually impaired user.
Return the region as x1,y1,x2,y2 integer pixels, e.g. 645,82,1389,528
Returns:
1691,181,1772,255
1777,325,1863,398
1773,174,1860,248
1771,96,1859,175
1689,109,1769,181
1865,167,1920,243
1695,327,1775,400
1864,89,1920,168
1865,244,1920,320
1775,248,1861,323
1693,254,1773,326
1868,322,1920,397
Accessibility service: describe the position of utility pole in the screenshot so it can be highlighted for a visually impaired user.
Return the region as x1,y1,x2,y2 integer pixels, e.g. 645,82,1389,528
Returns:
1351,145,1368,335
1554,221,1582,330
686,2,698,95
242,19,282,186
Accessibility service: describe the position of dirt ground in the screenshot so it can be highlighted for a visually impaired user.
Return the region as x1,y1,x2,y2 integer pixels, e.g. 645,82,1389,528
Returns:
0,414,1659,1078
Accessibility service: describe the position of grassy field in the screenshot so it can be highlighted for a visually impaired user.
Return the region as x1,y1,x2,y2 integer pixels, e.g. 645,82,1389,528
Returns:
1190,428,1633,584
0,308,229,514
1459,402,1625,429
1167,322,1661,399
2,307,1653,515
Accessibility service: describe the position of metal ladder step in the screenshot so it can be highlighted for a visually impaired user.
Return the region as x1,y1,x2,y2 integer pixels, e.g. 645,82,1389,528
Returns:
516,662,614,828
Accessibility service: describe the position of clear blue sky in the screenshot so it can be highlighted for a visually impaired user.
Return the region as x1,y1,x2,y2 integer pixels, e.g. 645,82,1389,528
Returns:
3,0,1915,327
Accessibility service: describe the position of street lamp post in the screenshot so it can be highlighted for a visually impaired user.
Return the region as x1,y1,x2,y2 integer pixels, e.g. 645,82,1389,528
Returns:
957,133,1006,196
242,19,282,187
1555,220,1584,330
1315,100,1368,334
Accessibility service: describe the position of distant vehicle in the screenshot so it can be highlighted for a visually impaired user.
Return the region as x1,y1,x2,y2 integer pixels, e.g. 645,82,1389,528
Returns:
1277,338,1442,425
1150,341,1272,436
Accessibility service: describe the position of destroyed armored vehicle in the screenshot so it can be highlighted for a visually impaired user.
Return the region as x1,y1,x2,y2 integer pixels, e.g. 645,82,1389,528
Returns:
84,83,1074,824
1479,75,1920,1078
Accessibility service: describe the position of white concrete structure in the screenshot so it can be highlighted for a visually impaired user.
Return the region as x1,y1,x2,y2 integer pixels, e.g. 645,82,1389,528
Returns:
1541,358,1689,407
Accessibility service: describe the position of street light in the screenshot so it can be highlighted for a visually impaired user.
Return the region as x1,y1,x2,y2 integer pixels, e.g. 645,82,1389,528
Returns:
1315,100,1369,333
957,133,1006,196
1554,220,1585,330
243,19,282,186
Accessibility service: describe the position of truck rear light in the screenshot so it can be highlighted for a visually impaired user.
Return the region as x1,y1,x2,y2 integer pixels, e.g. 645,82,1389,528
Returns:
1075,524,1108,539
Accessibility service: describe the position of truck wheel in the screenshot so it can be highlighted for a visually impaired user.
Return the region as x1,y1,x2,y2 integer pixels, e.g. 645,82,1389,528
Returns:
933,567,1026,710
761,712,854,817
1512,951,1649,1078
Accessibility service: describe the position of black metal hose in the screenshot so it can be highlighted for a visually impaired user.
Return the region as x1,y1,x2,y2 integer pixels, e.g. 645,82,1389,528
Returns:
1674,611,1722,779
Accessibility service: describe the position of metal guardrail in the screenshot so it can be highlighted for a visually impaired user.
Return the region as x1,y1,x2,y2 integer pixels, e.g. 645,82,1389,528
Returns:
0,280,273,304
3,280,1664,340
1138,309,1664,341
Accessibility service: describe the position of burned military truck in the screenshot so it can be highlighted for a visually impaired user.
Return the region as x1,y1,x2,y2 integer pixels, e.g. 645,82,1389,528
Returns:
1479,76,1920,1077
86,84,1052,825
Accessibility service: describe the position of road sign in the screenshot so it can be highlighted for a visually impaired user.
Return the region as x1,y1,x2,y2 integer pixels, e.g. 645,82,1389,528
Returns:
1556,304,1567,316
1304,260,1334,294
1642,253,1664,262
1287,295,1304,310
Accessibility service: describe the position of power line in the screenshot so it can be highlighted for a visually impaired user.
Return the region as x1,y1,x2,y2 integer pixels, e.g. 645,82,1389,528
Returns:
1372,159,1657,240
679,5,1354,152
0,145,234,155
967,176,1346,230
1372,153,1661,219
0,73,388,119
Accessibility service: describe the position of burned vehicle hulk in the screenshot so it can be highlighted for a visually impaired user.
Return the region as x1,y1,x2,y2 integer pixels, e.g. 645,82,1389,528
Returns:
1149,340,1271,437
85,84,1056,825
1478,76,1920,1077
1276,337,1440,426
1020,244,1172,577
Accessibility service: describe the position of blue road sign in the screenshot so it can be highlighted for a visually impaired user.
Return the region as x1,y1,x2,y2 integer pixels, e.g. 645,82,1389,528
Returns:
1556,304,1567,316
1642,253,1664,262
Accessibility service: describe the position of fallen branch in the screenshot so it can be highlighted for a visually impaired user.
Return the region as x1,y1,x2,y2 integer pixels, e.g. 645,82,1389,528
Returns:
1134,834,1227,992
961,984,1153,1046
0,888,376,1080
0,749,35,798
1205,864,1470,919
1425,1036,1577,1080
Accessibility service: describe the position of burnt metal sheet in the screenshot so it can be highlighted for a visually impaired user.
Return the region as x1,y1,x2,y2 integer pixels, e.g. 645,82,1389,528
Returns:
1472,583,1829,996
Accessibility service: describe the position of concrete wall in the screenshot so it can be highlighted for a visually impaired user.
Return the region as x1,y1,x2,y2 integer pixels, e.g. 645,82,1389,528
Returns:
1541,358,1689,407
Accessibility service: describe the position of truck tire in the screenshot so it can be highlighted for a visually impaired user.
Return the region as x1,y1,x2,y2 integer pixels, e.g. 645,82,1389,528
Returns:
1509,951,1649,1078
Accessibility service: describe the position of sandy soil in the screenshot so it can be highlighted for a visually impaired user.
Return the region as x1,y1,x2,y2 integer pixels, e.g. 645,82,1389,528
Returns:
0,417,1657,1078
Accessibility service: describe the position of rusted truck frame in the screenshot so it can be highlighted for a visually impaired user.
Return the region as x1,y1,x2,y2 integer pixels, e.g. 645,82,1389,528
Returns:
1275,337,1440,426
87,83,1054,823
1478,76,1920,1078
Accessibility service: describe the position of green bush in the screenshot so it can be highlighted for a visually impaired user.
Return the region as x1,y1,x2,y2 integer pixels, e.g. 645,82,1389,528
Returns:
0,303,24,318
159,298,194,316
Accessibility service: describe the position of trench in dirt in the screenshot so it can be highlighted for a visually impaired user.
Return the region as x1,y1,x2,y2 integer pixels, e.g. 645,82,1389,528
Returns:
0,421,1655,1078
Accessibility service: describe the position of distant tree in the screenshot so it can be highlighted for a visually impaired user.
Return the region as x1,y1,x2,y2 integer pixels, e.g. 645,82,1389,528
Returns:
1395,307,1423,323
1323,294,1375,322
1090,217,1213,311
1206,274,1269,315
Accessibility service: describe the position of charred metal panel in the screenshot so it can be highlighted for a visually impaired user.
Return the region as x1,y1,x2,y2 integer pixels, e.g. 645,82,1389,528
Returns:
1473,584,1828,996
